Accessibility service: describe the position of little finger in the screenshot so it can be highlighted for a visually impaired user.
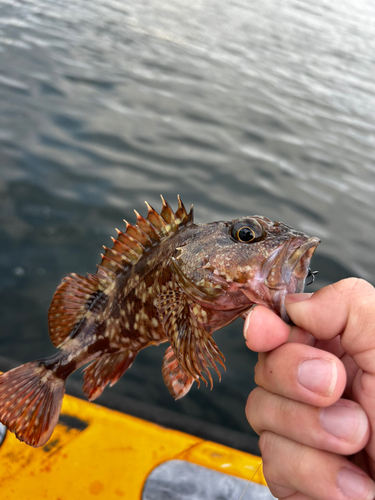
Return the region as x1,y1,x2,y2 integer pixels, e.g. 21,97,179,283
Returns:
260,431,375,500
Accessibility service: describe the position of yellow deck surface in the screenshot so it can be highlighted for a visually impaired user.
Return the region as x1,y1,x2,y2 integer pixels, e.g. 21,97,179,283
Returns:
0,393,265,499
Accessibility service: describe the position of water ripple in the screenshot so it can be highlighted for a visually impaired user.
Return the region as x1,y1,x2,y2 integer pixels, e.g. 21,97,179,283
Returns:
0,0,374,435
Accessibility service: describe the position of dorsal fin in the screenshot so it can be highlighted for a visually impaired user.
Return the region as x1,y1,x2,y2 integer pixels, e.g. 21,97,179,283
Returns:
98,195,193,277
48,197,192,346
48,273,109,347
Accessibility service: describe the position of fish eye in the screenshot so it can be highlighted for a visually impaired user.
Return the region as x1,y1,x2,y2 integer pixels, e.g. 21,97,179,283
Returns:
230,220,264,244
237,226,255,242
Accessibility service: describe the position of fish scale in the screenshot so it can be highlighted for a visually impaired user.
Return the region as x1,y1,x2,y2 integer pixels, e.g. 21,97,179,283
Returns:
0,196,320,447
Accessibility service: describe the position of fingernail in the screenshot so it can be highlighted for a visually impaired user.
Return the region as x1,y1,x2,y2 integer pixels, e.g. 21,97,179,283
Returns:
243,306,256,341
285,293,313,304
298,358,336,396
337,468,375,500
320,403,368,442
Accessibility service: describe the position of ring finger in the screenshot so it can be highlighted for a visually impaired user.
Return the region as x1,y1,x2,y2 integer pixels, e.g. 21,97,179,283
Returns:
246,388,369,456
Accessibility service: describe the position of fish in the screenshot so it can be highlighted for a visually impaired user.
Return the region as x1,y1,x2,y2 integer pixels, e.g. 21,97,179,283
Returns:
0,196,320,447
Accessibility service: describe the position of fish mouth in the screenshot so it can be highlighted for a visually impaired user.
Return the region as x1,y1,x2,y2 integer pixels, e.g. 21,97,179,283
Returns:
263,236,320,322
265,236,321,289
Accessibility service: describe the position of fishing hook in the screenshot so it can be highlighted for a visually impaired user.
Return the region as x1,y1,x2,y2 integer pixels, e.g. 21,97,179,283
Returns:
306,268,318,286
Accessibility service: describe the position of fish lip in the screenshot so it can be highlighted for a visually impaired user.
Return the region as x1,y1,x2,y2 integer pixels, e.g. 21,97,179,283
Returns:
284,236,321,283
253,236,320,323
264,236,321,291
239,235,320,323
273,236,320,322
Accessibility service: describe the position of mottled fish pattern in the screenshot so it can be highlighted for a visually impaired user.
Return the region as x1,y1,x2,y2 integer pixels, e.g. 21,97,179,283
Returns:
0,196,319,447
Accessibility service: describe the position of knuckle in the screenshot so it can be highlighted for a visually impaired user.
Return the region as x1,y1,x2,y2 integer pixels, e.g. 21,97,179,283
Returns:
258,430,275,458
324,279,375,352
253,353,267,387
341,280,375,353
344,277,374,292
246,387,259,409
245,387,264,430
258,432,280,485
332,278,374,302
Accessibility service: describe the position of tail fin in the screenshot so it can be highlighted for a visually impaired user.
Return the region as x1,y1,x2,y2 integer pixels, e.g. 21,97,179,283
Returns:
0,362,65,447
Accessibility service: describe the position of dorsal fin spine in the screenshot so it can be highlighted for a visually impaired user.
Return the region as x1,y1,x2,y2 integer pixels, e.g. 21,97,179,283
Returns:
100,253,128,272
109,244,138,264
64,297,90,305
64,289,90,298
96,265,116,278
134,210,161,241
160,195,177,228
124,221,153,246
114,231,145,251
103,246,134,264
175,195,188,222
145,202,168,234
113,234,144,255
109,239,140,257
188,205,194,223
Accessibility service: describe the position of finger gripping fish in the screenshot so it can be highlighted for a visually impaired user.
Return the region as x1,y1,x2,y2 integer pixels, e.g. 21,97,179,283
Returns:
0,196,320,447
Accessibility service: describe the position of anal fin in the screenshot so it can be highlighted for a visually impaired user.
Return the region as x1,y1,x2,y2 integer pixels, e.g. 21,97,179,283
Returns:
83,350,135,401
162,346,194,400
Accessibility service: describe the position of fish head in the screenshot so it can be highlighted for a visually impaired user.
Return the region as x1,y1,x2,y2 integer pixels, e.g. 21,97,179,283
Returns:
178,216,320,323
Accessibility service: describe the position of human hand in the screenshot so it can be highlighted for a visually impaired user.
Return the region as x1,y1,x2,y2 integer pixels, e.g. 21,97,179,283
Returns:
244,278,375,500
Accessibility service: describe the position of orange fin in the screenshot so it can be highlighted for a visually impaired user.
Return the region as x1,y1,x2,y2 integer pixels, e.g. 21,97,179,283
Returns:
98,195,193,277
48,273,108,347
162,346,194,400
0,362,65,447
82,350,136,401
156,281,225,389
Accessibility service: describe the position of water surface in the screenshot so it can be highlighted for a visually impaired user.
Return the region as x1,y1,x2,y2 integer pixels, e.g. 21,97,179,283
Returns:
0,0,374,436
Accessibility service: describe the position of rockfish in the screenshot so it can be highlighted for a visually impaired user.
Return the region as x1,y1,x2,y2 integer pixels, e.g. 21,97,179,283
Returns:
0,196,320,447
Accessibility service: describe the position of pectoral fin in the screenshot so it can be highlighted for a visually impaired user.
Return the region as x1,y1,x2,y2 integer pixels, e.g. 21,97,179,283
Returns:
170,257,224,307
162,346,194,400
156,276,225,389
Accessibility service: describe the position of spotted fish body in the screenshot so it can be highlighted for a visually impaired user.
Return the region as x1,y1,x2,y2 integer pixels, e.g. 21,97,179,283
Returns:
0,196,320,447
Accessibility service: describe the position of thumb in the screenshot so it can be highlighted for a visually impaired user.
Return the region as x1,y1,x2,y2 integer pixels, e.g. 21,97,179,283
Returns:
286,278,375,467
285,278,375,373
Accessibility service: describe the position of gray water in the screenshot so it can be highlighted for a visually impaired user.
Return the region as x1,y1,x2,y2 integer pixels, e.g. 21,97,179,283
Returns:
0,0,374,437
